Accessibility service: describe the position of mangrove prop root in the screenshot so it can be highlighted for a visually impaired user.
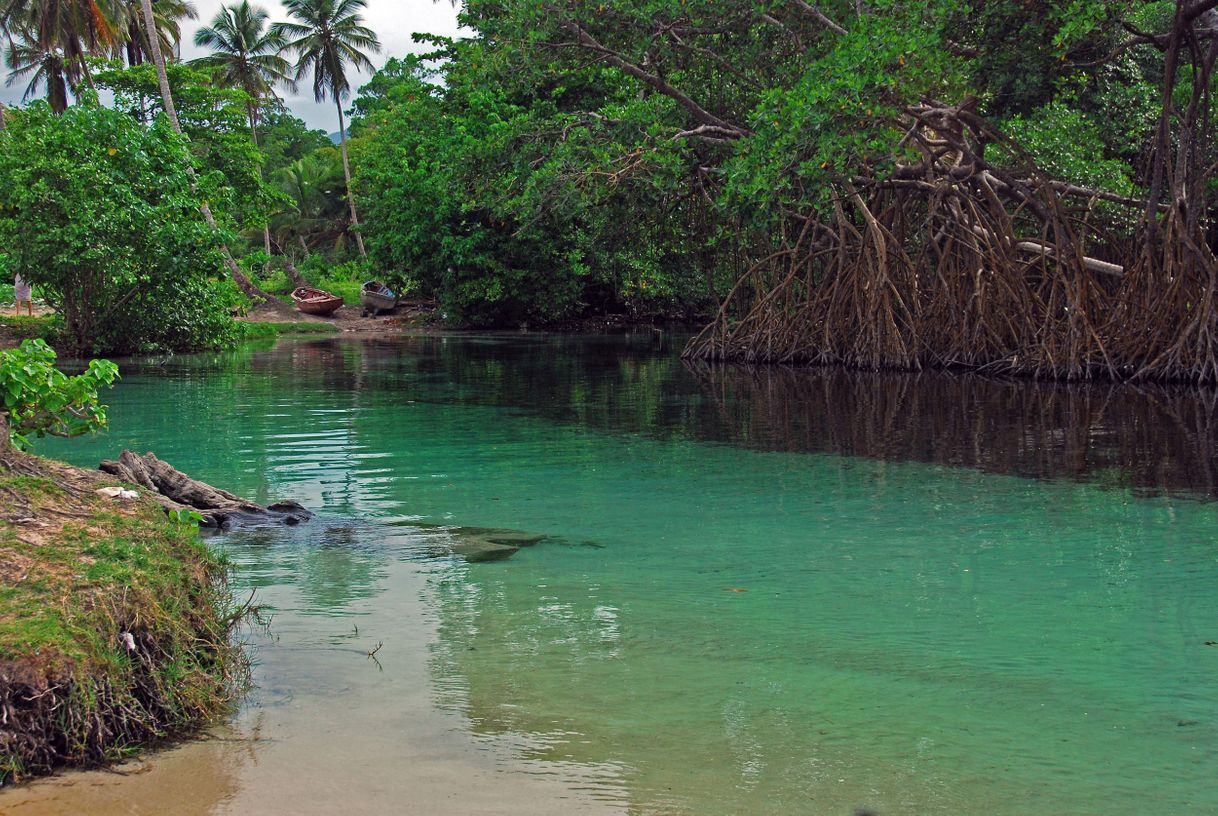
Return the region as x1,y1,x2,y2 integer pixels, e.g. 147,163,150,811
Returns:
684,103,1218,384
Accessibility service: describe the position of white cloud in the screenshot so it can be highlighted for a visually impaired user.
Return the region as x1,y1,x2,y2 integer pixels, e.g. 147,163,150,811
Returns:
1,0,463,131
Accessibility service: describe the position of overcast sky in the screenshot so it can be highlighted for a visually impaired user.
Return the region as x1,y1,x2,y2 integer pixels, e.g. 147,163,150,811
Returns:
0,0,463,132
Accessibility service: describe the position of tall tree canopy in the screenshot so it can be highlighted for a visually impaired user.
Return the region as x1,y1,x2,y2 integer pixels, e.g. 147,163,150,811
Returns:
348,0,1218,383
274,0,380,258
191,0,292,135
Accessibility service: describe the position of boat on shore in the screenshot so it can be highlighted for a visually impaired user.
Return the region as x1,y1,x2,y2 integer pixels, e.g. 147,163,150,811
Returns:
360,281,399,316
291,286,344,316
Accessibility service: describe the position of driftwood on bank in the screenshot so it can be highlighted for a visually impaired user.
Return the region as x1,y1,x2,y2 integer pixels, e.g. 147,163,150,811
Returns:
99,450,312,529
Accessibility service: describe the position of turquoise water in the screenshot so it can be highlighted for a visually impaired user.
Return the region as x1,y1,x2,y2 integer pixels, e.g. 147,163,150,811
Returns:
33,335,1218,815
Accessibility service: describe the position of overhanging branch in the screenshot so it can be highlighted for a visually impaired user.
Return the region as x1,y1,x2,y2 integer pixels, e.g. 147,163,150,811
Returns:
558,20,751,138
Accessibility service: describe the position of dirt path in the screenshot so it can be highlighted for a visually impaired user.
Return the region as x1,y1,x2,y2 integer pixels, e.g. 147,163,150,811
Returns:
4,304,54,319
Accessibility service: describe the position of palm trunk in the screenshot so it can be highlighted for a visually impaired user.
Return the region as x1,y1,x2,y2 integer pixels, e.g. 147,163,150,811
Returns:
0,101,7,131
335,97,366,259
249,106,273,257
49,65,68,114
137,0,273,303
283,256,307,288
126,21,142,66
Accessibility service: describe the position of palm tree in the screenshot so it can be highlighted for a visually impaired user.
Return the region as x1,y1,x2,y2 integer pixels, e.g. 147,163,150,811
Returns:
268,154,345,285
272,0,379,258
121,0,197,67
4,28,71,112
270,153,347,254
191,1,291,139
2,0,125,92
192,0,292,254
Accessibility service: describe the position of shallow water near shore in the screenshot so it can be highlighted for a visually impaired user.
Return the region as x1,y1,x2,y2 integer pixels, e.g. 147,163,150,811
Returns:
9,333,1218,815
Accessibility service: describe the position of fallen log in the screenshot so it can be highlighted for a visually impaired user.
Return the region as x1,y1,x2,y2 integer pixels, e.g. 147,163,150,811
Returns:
99,450,312,529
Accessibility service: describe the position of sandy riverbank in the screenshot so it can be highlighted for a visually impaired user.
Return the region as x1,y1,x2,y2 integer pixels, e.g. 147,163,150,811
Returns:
1,537,625,816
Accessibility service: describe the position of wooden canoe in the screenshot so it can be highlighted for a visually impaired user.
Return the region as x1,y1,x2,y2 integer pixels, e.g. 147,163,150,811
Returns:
360,280,399,315
291,286,343,316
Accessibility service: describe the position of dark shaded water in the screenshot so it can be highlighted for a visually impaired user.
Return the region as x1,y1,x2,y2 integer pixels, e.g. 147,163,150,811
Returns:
13,333,1218,815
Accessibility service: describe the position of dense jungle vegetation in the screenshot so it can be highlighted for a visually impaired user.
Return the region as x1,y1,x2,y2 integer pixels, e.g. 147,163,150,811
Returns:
2,0,1217,381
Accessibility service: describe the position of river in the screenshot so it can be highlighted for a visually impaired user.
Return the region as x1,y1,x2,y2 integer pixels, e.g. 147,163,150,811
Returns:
6,333,1217,815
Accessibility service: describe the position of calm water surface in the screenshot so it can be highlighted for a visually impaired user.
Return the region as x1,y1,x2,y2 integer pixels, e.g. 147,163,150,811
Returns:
10,333,1218,815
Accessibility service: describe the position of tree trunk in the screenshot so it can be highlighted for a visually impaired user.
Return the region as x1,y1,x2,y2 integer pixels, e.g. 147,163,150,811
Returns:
99,450,313,528
335,97,367,259
282,256,308,288
249,105,273,257
137,0,274,304
126,21,142,66
49,65,68,114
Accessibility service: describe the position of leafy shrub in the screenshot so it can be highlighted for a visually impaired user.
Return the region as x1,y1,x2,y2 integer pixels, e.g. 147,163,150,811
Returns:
0,100,239,355
313,258,374,305
0,339,118,450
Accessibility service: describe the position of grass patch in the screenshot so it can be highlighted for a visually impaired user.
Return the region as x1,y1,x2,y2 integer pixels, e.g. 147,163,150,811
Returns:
0,451,249,784
314,275,362,306
239,321,340,339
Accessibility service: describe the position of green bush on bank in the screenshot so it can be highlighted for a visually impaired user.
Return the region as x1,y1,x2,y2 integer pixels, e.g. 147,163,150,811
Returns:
0,339,118,449
0,100,241,356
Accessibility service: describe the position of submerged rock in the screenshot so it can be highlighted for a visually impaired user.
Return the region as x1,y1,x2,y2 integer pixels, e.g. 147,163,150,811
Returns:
388,520,551,562
451,527,547,547
449,536,521,562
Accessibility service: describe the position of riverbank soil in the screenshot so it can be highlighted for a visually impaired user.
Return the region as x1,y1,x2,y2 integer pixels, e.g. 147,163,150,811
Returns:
0,314,56,352
241,298,439,333
0,450,246,784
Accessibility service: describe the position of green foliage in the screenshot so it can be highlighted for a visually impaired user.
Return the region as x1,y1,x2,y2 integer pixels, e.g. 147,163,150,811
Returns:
270,150,348,253
167,508,205,526
1000,101,1136,195
256,106,334,173
352,48,719,326
190,0,293,106
238,321,339,337
342,0,1178,329
0,339,119,449
0,100,240,355
2,0,1176,340
272,0,381,103
724,9,964,218
96,63,285,233
307,257,372,305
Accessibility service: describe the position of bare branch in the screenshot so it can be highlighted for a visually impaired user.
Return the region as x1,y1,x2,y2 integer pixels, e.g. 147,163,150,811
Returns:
672,124,743,143
790,0,848,35
558,20,751,137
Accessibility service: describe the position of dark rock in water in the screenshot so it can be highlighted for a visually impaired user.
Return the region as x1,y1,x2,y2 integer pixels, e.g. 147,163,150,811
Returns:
452,526,547,547
393,520,550,562
99,451,313,529
449,537,520,562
